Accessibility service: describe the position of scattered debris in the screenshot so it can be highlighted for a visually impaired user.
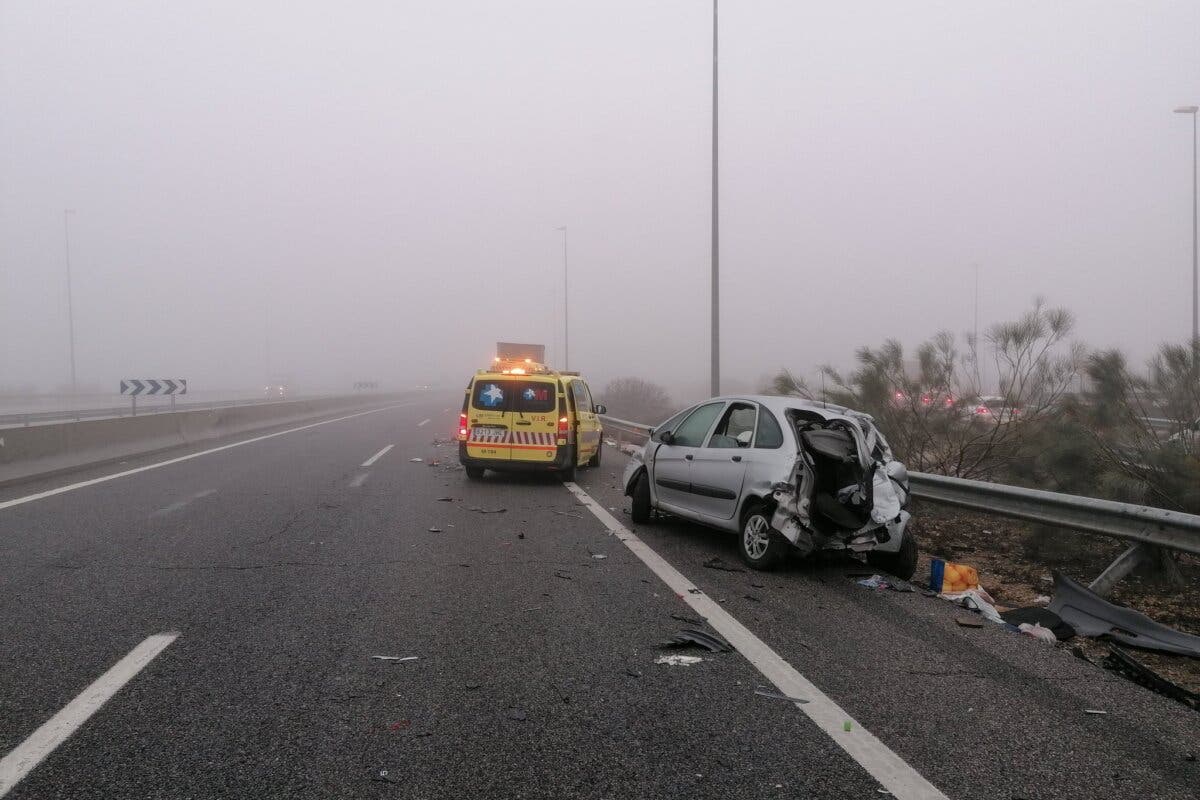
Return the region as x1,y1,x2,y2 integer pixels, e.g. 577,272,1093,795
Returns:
843,721,853,732
506,707,527,721
702,556,744,573
551,510,583,519
955,615,985,628
409,457,423,462
744,594,762,603
518,532,525,539
942,588,1004,624
655,654,704,666
1083,709,1108,715
372,769,394,783
749,582,765,589
554,571,572,580
371,655,419,662
754,687,810,704
1048,572,1200,657
592,554,607,560
661,629,732,653
1018,622,1058,645
929,558,980,593
1103,646,1200,711
521,606,542,612
465,681,483,690
469,507,507,514
670,612,707,626
1034,594,1051,605
856,574,916,593
428,527,442,533
1001,607,1075,641
624,666,642,678
436,496,455,502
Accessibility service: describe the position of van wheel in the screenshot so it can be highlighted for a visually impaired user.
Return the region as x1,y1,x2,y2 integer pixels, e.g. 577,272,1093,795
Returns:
867,530,918,581
464,465,485,481
587,443,601,468
630,471,651,523
738,502,787,571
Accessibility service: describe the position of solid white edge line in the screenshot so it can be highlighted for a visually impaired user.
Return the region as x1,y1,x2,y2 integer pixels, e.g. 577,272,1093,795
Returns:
0,404,413,513
361,444,395,467
562,482,949,800
0,632,180,796
417,418,431,427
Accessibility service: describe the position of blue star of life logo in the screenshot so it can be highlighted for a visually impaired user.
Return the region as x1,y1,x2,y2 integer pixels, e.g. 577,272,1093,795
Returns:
480,383,504,407
523,388,536,400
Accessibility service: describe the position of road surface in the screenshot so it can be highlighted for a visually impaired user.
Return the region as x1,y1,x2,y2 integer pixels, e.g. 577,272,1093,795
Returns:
1,396,1195,798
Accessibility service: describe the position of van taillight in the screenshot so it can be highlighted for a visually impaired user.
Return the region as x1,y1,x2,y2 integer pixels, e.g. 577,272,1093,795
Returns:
558,416,569,434
459,413,469,437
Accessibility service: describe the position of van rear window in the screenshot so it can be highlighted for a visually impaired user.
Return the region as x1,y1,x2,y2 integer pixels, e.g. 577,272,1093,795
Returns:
472,380,510,410
514,381,556,413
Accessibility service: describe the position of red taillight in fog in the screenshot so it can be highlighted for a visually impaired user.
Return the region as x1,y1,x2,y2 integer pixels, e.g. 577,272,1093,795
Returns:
459,413,469,437
558,416,569,435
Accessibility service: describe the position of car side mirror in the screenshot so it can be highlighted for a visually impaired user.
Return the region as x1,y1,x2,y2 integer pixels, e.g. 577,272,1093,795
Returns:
594,404,607,415
657,430,674,445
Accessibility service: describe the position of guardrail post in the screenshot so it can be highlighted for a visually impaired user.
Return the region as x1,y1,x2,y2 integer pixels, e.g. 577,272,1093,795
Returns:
1088,543,1153,597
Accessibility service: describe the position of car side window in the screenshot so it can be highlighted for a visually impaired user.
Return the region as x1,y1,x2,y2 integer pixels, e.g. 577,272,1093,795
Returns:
670,402,724,447
706,402,757,448
754,408,785,449
575,381,595,412
653,407,692,439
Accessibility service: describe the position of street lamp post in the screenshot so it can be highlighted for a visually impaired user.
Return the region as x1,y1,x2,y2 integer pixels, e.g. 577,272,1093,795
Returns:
556,226,569,370
63,209,78,405
710,0,720,397
1176,105,1199,358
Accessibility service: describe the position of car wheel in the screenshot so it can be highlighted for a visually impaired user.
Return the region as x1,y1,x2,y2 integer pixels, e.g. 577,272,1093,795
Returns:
464,465,485,481
868,529,919,581
587,442,601,468
630,470,651,523
738,502,786,570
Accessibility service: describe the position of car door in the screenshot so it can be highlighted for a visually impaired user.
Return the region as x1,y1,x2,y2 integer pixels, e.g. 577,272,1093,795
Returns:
651,401,725,509
571,380,602,464
466,377,513,461
688,402,756,520
508,378,559,465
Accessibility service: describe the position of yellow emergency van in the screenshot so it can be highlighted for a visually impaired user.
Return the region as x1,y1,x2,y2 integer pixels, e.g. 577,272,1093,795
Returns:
457,359,605,481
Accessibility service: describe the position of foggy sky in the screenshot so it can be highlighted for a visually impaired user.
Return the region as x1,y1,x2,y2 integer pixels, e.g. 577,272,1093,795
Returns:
2,1,1198,401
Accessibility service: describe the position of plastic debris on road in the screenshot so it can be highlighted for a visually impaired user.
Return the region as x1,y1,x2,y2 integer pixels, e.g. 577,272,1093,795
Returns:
655,654,704,666
661,628,732,653
428,526,443,532
1001,607,1075,641
941,588,1004,624
856,574,916,593
409,457,423,462
1103,646,1200,710
468,507,507,514
754,687,810,704
1047,571,1200,657
1083,709,1107,715
1018,622,1058,645
371,655,418,662
955,615,985,628
702,556,744,573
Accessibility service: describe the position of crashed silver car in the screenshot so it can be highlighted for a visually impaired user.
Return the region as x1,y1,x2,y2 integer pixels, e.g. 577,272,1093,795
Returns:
621,395,915,575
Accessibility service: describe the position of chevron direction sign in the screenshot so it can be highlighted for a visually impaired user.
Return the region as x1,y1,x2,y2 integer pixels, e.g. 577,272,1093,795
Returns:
120,379,188,396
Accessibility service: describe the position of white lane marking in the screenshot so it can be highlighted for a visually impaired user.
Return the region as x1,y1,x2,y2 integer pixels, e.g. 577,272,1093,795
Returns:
349,472,370,488
563,482,948,800
0,632,180,797
361,444,394,467
417,418,431,427
150,488,216,517
0,404,413,513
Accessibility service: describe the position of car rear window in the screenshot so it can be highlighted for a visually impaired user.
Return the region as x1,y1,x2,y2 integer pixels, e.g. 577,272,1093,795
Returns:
514,381,556,413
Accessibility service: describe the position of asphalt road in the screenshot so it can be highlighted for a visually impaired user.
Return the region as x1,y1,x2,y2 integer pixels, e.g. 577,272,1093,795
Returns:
1,396,1196,799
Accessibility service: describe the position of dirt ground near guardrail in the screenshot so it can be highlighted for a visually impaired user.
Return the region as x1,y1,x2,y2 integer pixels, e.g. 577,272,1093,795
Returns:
909,501,1200,695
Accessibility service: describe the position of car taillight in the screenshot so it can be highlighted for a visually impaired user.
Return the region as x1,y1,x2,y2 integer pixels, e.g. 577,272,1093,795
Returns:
459,413,469,437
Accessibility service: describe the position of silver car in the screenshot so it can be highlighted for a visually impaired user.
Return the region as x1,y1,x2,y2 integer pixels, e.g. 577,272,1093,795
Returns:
621,395,916,575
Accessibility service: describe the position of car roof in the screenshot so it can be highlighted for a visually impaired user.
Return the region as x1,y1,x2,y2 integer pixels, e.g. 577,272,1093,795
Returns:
708,394,866,423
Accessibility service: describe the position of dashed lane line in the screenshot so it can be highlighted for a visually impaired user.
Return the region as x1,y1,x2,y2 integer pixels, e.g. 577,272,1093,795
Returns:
361,444,395,467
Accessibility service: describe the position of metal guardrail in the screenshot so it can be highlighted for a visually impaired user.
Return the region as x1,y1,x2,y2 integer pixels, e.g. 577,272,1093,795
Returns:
599,414,1200,559
0,396,326,429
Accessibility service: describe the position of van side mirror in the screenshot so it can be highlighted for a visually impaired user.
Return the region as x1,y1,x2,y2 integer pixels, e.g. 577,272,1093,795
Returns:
594,404,607,415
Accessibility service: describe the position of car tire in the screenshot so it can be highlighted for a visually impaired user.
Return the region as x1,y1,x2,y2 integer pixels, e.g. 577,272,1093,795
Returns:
630,470,651,523
868,529,919,581
738,502,787,571
464,465,485,481
587,442,601,468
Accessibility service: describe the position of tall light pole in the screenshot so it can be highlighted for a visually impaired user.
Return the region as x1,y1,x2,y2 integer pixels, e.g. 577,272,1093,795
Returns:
1175,105,1198,360
710,0,720,397
63,209,78,402
556,226,569,370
